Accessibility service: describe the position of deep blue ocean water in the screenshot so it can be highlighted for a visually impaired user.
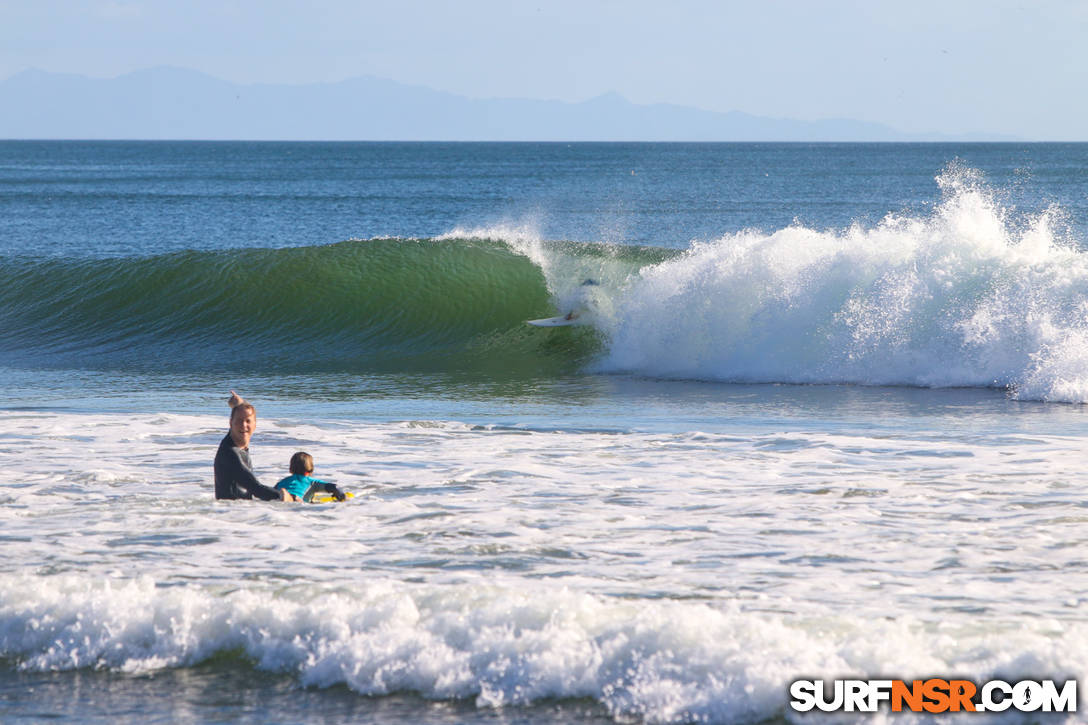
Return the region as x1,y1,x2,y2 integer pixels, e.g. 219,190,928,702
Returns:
3,142,1088,724
4,141,1088,259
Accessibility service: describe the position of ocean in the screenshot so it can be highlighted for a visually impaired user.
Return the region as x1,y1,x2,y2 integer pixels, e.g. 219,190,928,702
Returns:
2,141,1088,724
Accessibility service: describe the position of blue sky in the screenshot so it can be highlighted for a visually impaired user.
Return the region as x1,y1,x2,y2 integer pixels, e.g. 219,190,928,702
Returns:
2,0,1086,140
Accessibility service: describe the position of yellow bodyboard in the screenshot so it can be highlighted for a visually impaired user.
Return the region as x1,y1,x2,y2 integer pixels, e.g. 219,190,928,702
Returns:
307,491,354,504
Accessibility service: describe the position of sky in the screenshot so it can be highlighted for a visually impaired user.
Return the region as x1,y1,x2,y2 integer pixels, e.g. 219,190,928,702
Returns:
2,0,1086,140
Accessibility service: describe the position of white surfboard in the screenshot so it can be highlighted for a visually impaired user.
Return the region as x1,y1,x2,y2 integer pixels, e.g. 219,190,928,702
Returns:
526,315,581,327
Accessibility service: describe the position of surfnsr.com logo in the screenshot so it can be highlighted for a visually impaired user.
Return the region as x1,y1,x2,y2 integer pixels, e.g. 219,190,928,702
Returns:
789,679,1077,714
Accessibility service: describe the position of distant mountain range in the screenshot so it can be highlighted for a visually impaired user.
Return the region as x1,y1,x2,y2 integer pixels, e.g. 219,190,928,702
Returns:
0,67,999,142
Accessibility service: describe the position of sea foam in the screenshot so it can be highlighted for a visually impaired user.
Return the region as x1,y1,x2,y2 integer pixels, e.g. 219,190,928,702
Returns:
540,165,1088,403
1,574,1083,724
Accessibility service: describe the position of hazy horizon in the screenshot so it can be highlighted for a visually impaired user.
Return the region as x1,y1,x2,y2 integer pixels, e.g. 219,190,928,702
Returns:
2,1,1086,141
0,65,1022,142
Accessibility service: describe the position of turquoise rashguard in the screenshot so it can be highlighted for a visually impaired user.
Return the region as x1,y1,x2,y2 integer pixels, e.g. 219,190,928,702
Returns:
274,474,345,501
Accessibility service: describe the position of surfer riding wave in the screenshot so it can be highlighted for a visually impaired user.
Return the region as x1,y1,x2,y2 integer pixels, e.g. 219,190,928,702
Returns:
529,278,600,327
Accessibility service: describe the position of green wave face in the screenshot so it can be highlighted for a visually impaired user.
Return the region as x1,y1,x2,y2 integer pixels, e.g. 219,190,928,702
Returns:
0,237,668,378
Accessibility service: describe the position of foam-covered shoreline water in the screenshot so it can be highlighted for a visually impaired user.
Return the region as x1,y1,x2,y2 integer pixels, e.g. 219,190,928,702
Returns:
3,408,1088,722
3,573,1084,724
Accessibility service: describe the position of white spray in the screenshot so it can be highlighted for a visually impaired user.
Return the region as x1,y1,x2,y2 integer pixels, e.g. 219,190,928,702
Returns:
594,164,1088,402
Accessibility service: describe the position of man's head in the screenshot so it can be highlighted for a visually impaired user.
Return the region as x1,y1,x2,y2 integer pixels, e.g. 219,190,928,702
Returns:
229,403,257,448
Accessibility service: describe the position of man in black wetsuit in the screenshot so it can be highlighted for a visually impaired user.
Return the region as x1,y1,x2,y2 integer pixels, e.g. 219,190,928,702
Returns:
213,391,283,501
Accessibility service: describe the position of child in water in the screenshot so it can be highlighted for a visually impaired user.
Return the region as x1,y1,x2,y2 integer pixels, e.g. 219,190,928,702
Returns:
275,451,347,502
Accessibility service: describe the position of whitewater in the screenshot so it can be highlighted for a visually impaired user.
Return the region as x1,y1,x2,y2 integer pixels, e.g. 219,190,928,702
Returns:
443,165,1088,403
3,405,1087,724
3,141,1088,724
